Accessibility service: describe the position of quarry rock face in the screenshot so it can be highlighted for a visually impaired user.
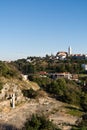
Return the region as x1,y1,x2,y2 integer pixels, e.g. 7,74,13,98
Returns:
0,82,24,108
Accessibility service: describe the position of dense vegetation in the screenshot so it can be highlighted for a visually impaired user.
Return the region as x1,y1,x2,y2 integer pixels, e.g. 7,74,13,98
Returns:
3,58,86,107
25,75,87,129
14,57,87,74
27,75,87,112
13,57,87,113
0,58,87,129
0,61,21,79
22,88,38,99
23,114,60,130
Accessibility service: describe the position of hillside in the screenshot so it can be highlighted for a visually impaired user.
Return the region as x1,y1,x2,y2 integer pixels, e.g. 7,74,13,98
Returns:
0,61,86,130
0,90,80,130
0,61,40,110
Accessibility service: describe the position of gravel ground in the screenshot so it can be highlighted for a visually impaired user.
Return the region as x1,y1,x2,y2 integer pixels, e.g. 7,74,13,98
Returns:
0,96,79,130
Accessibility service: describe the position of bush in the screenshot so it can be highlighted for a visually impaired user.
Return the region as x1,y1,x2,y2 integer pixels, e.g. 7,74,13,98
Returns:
22,88,38,99
23,114,60,130
0,61,20,78
46,78,81,105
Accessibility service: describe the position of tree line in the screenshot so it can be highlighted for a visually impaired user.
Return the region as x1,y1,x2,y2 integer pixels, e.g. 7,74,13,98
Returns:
13,58,87,74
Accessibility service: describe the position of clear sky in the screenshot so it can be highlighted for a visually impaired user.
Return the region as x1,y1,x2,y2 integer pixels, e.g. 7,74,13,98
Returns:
0,0,87,60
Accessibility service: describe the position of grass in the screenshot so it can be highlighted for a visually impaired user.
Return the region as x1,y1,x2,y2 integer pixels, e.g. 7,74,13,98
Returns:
65,106,84,117
78,74,87,77
71,126,87,130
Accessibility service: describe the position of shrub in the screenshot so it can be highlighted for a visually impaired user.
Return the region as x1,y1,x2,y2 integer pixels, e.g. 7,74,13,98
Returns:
0,82,3,91
22,88,38,99
23,114,60,130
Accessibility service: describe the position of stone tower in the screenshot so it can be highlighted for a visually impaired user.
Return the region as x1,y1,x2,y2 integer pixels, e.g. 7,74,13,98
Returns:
68,46,72,56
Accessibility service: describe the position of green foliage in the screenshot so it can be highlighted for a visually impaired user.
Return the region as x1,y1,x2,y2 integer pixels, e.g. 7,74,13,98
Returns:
30,75,87,112
14,57,87,74
0,81,3,91
23,114,60,130
22,88,38,99
28,75,51,88
28,75,34,81
0,61,20,78
13,58,87,112
14,59,36,74
80,93,87,112
47,78,81,105
71,126,87,130
28,76,82,107
48,78,66,99
66,106,83,117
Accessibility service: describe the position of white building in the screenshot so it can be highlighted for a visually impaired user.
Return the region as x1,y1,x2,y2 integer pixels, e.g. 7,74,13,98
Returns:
82,64,87,71
56,52,67,60
84,54,87,60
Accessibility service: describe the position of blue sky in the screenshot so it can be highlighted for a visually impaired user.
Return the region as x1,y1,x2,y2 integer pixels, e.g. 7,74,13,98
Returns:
0,0,87,60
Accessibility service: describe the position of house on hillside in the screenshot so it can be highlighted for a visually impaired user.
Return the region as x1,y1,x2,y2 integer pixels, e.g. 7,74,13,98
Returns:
72,74,78,81
82,64,87,71
49,72,72,80
56,52,67,60
39,71,48,77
